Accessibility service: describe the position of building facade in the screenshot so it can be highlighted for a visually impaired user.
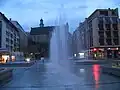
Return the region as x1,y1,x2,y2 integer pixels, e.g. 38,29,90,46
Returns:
68,32,73,57
11,21,28,54
0,13,20,52
72,28,80,57
73,8,120,59
29,19,54,59
0,12,20,63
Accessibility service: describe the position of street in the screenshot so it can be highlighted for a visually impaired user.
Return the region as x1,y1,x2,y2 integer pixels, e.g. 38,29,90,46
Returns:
0,59,120,90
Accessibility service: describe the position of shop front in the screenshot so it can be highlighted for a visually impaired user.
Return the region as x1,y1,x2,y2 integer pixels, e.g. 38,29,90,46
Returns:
90,47,120,60
0,48,10,63
106,47,119,59
90,48,105,60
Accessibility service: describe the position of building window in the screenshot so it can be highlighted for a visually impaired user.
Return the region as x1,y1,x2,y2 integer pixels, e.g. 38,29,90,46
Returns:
11,34,13,38
100,11,108,16
17,38,19,42
14,37,16,40
6,31,9,36
6,38,9,42
11,46,13,50
98,31,104,38
11,40,13,44
14,33,16,37
105,24,111,30
14,44,16,47
106,39,112,45
112,11,117,16
99,39,104,45
112,17,118,24
105,17,111,24
6,44,9,48
106,31,111,37
88,21,92,28
113,39,119,45
98,17,104,24
98,24,104,30
113,31,118,37
112,24,118,30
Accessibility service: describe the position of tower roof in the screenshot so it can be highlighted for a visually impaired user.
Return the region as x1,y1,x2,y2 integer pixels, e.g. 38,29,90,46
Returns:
40,18,43,21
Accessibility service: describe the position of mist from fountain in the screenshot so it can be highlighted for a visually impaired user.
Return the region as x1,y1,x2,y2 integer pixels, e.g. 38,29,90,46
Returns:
50,4,69,66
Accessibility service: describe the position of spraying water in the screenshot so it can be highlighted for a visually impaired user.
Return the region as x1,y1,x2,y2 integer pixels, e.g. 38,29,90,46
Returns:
50,4,69,66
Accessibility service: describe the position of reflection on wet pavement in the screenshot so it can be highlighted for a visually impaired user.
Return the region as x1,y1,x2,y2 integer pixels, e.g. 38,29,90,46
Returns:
1,60,120,90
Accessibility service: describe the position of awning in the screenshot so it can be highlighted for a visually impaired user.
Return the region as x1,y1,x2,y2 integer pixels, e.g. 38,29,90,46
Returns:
0,48,10,54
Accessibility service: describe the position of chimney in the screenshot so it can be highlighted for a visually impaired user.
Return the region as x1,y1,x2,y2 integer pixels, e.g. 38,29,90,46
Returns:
9,18,12,21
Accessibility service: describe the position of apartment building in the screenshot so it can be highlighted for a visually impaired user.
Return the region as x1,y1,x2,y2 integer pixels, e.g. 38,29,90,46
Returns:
11,21,28,54
0,13,20,52
74,8,120,59
0,12,20,63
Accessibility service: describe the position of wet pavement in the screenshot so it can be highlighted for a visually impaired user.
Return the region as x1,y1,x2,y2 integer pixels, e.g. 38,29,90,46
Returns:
0,59,120,90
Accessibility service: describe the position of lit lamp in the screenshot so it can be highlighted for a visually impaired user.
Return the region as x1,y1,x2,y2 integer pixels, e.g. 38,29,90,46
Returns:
108,48,111,50
74,54,76,57
93,48,97,52
26,58,30,63
116,48,118,50
11,56,15,62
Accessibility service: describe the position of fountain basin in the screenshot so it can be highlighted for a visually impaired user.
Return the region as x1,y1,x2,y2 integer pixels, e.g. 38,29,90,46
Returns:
0,61,35,67
0,68,13,85
102,66,120,77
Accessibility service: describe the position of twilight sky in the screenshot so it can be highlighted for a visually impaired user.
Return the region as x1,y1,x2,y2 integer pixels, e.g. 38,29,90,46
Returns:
0,0,120,32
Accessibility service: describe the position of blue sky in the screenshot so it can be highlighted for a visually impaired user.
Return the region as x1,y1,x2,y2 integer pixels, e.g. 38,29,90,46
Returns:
0,0,120,32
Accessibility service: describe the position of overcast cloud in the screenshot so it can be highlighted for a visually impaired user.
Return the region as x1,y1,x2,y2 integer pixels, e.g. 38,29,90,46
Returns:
0,0,120,32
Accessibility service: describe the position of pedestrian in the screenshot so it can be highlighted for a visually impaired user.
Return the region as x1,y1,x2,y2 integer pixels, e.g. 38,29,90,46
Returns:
41,57,44,63
6,57,8,63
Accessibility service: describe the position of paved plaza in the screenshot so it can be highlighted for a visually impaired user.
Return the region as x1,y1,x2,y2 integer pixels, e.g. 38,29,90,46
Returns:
0,60,120,90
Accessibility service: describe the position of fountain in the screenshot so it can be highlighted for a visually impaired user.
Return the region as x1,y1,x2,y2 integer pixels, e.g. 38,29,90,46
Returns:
50,4,69,66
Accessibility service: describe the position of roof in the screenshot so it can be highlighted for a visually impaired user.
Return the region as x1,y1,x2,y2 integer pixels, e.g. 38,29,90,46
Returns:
11,21,27,36
30,26,54,35
87,8,118,21
11,21,24,30
0,12,19,32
